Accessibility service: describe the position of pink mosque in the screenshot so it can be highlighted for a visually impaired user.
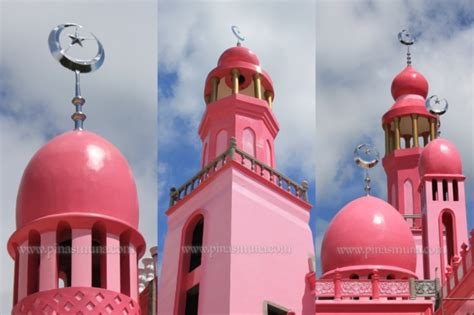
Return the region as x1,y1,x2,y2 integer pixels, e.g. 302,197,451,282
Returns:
6,38,473,315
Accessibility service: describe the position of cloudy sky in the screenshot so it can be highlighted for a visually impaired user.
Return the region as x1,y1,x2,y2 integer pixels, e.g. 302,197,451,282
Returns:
0,1,156,311
157,0,317,274
315,0,473,273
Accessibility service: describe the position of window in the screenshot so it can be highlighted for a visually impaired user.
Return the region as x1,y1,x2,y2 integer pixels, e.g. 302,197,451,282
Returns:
185,284,199,315
189,218,204,272
57,222,72,288
432,179,438,201
265,140,272,166
120,231,131,295
215,130,228,156
92,223,106,288
27,230,40,295
453,180,459,201
441,212,455,266
266,303,288,315
442,180,448,201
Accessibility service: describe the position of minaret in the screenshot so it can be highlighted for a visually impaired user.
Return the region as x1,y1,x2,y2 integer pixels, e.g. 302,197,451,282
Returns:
381,31,437,279
7,24,145,314
419,137,469,282
158,39,315,314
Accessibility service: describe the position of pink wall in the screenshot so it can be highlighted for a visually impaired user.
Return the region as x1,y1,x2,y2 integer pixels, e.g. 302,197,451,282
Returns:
158,163,315,314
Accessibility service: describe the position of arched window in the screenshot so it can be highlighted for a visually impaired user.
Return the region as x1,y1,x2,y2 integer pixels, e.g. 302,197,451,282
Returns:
453,180,459,201
441,211,455,267
404,179,414,218
432,179,438,201
27,230,40,295
391,184,397,208
57,222,72,288
242,128,256,157
442,180,448,201
92,222,106,288
189,218,204,272
215,129,228,157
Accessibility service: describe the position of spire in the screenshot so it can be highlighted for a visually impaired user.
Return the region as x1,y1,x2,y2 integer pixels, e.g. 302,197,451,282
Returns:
48,23,105,130
425,95,448,138
398,29,415,66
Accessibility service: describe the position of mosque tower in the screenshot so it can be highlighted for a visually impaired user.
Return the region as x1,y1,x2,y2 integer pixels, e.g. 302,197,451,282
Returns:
381,35,438,279
418,134,469,281
158,42,315,314
7,24,146,314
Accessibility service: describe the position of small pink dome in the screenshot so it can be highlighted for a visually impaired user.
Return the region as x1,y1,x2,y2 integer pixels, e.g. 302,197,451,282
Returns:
218,46,260,67
391,66,428,100
419,138,462,176
321,196,416,277
16,130,139,229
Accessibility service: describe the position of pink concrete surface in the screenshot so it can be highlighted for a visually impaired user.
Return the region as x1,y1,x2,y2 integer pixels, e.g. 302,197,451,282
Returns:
39,231,57,291
198,94,279,168
315,300,434,314
391,65,428,100
158,163,315,314
16,130,139,229
71,229,92,287
419,138,463,176
320,196,417,279
12,287,140,314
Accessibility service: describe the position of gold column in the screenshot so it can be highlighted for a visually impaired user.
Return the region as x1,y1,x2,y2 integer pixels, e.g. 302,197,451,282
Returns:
429,118,436,140
394,117,401,150
253,73,262,99
411,114,419,147
231,69,240,94
265,91,273,109
210,77,219,102
384,124,389,155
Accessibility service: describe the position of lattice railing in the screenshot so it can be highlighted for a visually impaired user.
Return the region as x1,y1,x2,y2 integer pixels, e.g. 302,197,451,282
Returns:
315,274,437,300
169,138,308,207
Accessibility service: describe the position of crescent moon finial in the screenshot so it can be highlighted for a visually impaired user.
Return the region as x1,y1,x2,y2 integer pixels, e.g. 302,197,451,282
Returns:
231,25,245,46
354,144,379,195
48,23,105,130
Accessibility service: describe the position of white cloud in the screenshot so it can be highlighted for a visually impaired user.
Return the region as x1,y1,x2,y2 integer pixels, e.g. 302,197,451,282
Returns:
0,2,156,312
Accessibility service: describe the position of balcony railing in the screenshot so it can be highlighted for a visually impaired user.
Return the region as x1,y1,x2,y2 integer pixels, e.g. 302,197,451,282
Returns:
315,271,438,300
169,137,309,207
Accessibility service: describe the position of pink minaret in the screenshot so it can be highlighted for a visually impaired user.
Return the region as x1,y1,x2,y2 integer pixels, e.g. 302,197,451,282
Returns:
7,130,146,313
158,44,315,314
381,65,437,279
418,138,469,282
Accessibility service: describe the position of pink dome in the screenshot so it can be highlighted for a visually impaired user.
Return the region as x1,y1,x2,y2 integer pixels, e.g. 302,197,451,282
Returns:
419,138,462,176
217,46,260,67
391,66,428,100
321,196,416,278
16,130,139,229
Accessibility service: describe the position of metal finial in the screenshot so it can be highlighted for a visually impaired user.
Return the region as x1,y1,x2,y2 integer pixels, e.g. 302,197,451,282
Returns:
426,95,449,138
49,23,105,130
354,144,380,195
231,25,245,46
398,29,415,65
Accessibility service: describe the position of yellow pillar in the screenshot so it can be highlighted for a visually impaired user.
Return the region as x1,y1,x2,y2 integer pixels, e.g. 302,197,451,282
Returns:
265,91,273,109
384,124,389,155
394,117,401,150
210,77,219,102
231,69,239,95
430,119,436,140
253,73,262,99
411,114,419,147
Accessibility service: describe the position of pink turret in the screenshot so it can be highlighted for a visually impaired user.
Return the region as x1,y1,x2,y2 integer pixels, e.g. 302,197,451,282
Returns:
382,65,437,279
7,130,145,314
158,44,315,315
418,138,469,282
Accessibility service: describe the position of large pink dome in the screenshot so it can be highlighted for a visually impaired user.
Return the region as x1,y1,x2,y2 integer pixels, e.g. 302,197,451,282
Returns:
419,138,462,176
391,65,428,100
16,130,139,229
321,196,417,278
